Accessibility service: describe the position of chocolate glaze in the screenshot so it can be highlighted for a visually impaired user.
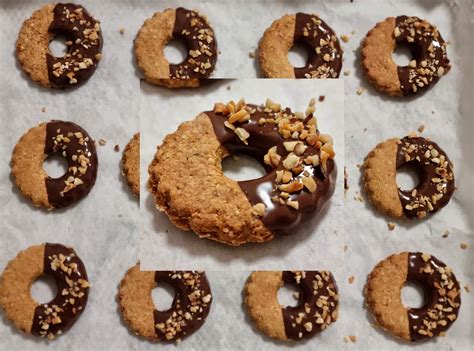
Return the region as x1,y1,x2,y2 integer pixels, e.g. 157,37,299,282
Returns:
47,3,102,88
281,271,338,340
44,120,98,209
406,252,461,341
169,7,218,80
396,136,454,218
206,105,336,233
153,271,212,341
293,13,342,78
31,243,89,338
395,16,450,96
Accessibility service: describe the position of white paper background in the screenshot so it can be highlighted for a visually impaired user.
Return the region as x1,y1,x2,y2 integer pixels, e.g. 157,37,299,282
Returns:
0,0,472,350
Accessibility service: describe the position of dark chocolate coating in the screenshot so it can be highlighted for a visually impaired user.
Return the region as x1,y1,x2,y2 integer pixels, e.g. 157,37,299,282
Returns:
406,252,461,341
153,271,212,342
45,120,98,209
282,271,339,340
293,13,343,78
31,243,89,338
206,105,336,233
395,16,450,96
396,136,454,218
169,7,218,81
47,3,102,88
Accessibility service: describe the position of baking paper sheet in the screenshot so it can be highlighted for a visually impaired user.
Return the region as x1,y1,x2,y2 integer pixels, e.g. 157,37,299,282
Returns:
1,0,472,350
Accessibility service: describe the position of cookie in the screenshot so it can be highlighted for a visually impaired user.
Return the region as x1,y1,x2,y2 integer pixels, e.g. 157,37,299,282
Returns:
118,265,212,342
16,3,103,89
245,271,339,341
122,133,140,197
259,13,342,78
365,252,461,341
148,98,336,246
363,135,455,219
362,16,450,96
0,243,90,340
135,7,218,88
11,120,99,210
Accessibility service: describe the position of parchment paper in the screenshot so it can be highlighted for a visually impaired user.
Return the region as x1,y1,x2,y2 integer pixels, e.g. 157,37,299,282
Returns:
0,0,472,350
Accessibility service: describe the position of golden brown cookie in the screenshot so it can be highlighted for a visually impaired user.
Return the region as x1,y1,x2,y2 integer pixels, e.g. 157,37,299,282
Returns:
259,13,342,78
365,252,461,341
16,3,102,89
245,271,339,341
118,264,212,342
122,133,140,197
148,99,337,246
363,135,455,219
134,7,218,88
362,16,450,97
11,120,98,210
0,243,90,340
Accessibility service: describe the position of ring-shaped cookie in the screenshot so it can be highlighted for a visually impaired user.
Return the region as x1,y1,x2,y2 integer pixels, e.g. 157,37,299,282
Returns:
363,135,455,219
135,7,218,88
259,13,343,78
16,3,103,89
245,271,339,341
362,16,450,96
11,120,99,210
0,243,90,340
365,252,461,341
118,265,212,342
148,99,336,246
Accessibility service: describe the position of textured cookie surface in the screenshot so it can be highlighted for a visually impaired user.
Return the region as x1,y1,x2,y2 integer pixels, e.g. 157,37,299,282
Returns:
122,133,140,196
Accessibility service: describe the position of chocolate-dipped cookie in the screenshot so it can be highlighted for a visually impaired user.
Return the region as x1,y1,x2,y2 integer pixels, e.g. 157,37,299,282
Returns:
148,99,337,246
11,120,98,210
0,243,90,340
135,7,218,88
259,13,343,78
245,271,339,341
365,252,461,341
16,3,103,89
118,265,212,342
362,16,450,97
363,135,455,219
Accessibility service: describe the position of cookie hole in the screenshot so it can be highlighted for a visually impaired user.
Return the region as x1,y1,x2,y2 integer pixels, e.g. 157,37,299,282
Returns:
288,42,309,68
152,282,176,312
402,281,425,309
49,35,69,58
31,275,57,304
278,283,302,308
392,43,413,66
222,154,266,181
396,164,420,191
164,39,188,64
44,154,69,179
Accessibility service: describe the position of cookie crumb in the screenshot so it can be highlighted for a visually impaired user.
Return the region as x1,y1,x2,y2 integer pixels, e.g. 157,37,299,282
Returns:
344,69,351,76
464,285,471,293
356,163,362,168
119,27,125,35
344,335,357,343
41,107,47,113
442,230,450,238
348,276,355,284
226,85,231,91
340,34,350,43
114,144,120,152
354,192,364,203
293,292,300,300
351,29,356,35
356,87,364,95
418,124,426,133
318,95,325,102
387,222,396,231
460,242,469,250
98,138,107,146
344,167,349,194
248,51,256,59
